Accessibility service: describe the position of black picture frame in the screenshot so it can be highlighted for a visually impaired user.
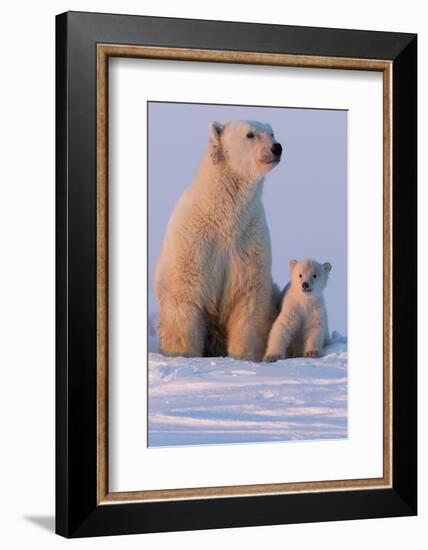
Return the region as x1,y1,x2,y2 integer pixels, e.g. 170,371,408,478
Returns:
56,11,417,538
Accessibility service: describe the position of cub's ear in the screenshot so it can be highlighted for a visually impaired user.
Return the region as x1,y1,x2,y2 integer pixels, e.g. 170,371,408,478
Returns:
289,259,298,271
323,262,332,273
208,121,224,142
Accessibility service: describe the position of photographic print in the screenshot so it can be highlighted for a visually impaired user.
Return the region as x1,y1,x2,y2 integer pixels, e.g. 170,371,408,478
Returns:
148,101,348,447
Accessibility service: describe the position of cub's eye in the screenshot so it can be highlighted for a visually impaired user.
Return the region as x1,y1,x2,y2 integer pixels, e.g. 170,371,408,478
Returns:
299,274,302,278
246,132,255,139
313,274,317,278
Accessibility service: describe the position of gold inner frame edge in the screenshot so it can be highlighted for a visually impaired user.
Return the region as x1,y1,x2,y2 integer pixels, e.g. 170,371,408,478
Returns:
96,44,393,504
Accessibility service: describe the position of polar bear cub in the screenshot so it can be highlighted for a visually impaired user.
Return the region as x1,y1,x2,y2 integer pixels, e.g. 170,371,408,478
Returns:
264,259,332,362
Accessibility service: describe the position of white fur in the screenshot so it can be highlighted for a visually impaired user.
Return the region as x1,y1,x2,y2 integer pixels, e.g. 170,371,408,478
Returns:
155,120,282,361
264,259,332,361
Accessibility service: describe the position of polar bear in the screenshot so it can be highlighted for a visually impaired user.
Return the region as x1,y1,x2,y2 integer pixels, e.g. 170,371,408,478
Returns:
154,120,283,361
264,259,332,362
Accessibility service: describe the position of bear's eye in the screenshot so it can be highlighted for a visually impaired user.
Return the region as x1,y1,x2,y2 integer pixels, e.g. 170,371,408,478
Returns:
246,132,255,139
313,274,317,278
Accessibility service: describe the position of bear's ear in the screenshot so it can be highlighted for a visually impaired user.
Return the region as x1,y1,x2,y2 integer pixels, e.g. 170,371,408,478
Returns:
289,259,297,271
209,121,224,142
323,262,332,273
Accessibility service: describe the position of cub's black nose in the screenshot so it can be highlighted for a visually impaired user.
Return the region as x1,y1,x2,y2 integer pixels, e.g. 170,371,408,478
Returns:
302,281,309,290
271,142,283,156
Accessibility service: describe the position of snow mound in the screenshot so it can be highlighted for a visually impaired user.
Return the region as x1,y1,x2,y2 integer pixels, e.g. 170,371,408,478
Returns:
148,332,348,447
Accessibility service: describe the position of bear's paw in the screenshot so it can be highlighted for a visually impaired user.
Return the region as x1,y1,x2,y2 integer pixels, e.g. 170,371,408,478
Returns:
264,354,281,363
303,350,321,358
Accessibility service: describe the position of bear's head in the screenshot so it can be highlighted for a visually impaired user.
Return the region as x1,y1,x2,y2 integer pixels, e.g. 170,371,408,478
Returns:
208,120,282,182
289,259,332,297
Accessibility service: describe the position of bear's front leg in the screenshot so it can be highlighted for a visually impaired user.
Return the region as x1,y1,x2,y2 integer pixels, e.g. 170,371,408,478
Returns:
227,321,267,362
226,230,275,362
264,317,294,362
157,300,206,358
226,301,271,363
303,321,324,359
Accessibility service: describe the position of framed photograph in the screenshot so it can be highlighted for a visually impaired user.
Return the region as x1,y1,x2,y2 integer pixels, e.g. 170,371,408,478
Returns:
56,11,417,538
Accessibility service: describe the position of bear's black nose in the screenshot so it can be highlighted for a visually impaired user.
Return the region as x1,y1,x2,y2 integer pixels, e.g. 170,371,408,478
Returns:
302,281,309,290
271,143,283,156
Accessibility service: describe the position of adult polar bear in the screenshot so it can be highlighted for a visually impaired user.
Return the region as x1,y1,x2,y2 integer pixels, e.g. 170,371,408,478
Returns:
155,120,282,361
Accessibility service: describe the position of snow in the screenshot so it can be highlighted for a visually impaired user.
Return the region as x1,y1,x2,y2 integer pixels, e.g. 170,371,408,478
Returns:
148,317,347,447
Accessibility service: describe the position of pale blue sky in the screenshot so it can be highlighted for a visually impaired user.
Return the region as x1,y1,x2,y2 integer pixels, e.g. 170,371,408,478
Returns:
148,102,347,334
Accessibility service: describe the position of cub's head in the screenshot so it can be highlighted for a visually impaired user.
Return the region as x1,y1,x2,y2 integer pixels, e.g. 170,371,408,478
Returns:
208,120,282,181
289,259,332,297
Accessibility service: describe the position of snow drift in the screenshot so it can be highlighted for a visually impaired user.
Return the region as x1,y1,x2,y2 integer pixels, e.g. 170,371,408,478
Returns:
148,315,347,447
